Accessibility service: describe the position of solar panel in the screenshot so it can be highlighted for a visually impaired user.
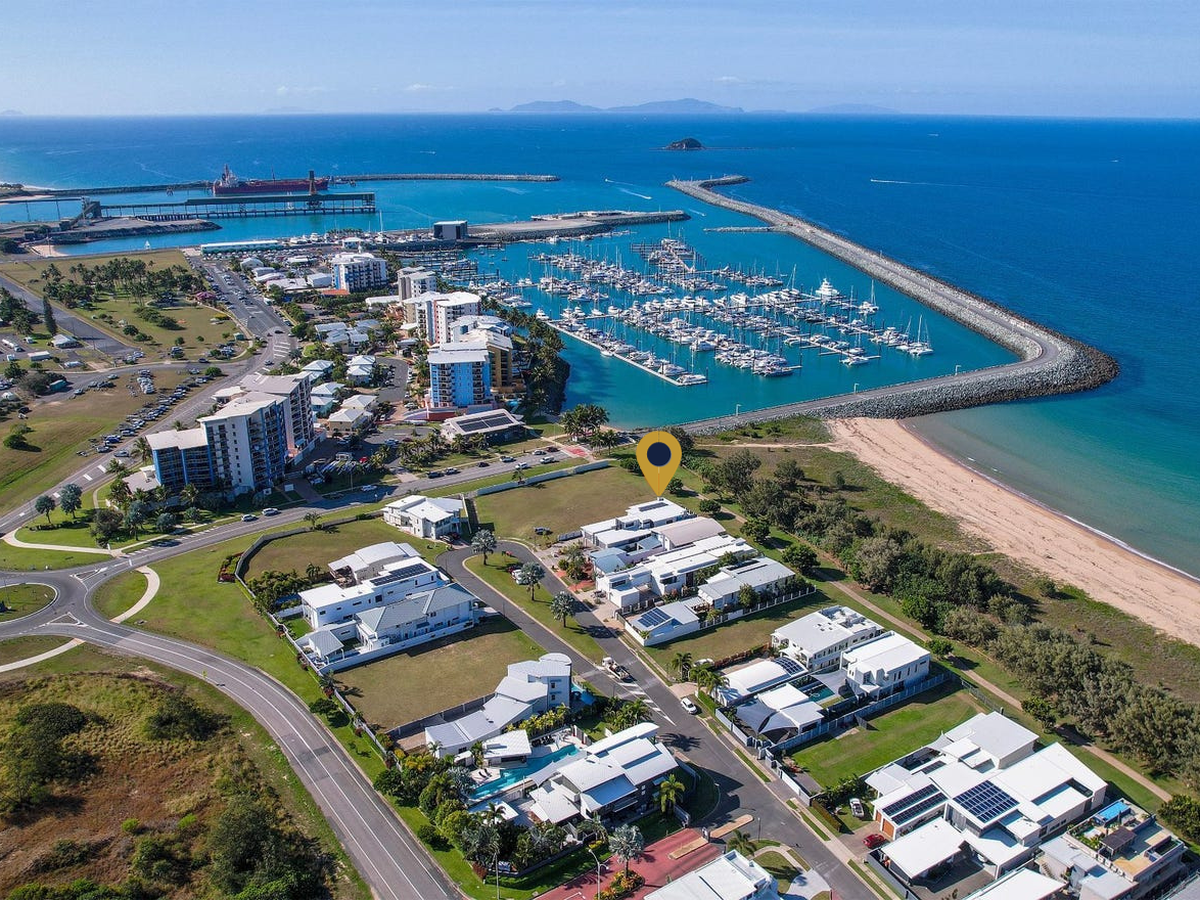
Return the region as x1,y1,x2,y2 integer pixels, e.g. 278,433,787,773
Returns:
776,657,803,676
894,791,947,825
954,782,1018,823
371,563,430,586
882,783,942,817
638,608,670,628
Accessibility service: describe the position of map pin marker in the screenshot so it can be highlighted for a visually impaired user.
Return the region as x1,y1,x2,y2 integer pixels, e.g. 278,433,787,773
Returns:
636,430,683,498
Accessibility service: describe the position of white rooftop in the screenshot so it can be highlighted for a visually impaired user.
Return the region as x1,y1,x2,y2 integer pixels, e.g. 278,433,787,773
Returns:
882,817,964,879
654,517,727,548
772,606,881,657
646,851,774,900
960,868,1062,900
715,658,804,706
147,426,208,451
842,631,930,672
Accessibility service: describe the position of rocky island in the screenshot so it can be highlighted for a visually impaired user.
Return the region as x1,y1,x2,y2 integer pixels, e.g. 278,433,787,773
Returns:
664,136,704,150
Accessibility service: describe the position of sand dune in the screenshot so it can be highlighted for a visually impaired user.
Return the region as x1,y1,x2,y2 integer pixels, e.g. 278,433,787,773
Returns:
828,418,1200,647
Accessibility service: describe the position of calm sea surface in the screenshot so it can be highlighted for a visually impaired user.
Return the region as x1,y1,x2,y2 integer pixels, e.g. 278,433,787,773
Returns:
1,114,1197,575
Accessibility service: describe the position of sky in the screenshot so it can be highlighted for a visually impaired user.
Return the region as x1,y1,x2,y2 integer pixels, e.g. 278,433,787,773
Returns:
3,0,1198,118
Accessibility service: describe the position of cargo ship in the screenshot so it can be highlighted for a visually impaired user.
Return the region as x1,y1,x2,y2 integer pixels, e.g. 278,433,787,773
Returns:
212,165,329,196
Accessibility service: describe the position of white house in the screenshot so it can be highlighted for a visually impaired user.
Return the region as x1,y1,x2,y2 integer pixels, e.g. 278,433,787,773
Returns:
581,499,692,550
341,393,378,413
695,556,798,611
355,583,478,654
771,606,884,673
328,541,419,583
425,653,572,757
714,657,808,707
300,553,448,632
734,684,825,744
646,851,777,900
841,631,930,698
960,869,1063,900
300,359,334,380
597,533,755,611
527,722,678,826
326,406,372,435
383,495,465,539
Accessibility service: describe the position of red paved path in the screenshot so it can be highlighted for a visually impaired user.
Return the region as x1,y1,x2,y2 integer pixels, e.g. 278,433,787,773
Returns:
536,828,724,900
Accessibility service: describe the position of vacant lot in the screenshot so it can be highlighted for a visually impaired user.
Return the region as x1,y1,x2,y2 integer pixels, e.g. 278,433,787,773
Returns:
791,682,981,787
244,516,443,580
0,649,367,900
0,368,189,505
336,616,545,730
475,465,657,544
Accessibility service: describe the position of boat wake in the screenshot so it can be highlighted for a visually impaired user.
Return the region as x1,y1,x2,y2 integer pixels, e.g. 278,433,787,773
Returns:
619,187,653,200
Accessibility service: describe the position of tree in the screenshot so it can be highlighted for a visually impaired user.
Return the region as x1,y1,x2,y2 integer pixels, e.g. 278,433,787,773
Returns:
179,482,199,509
134,436,152,464
609,823,644,876
717,449,761,499
59,483,82,519
692,663,727,694
698,498,721,515
781,542,819,574
516,562,545,600
670,651,694,681
470,528,497,565
852,535,904,593
155,512,178,534
737,582,757,612
614,698,651,729
304,511,322,532
656,773,685,814
550,591,575,626
927,637,954,659
740,517,770,545
1022,696,1058,732
34,494,57,526
725,828,757,858
4,423,32,450
773,457,805,492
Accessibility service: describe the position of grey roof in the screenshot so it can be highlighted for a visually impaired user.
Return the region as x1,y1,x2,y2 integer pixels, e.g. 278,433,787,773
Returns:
303,629,344,658
356,583,475,634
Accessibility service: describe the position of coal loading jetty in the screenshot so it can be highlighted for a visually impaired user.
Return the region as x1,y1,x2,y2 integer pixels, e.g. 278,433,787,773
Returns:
668,176,1118,430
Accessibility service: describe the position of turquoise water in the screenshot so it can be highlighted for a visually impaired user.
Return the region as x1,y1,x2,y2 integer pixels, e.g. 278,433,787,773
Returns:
470,743,580,802
1,114,1196,576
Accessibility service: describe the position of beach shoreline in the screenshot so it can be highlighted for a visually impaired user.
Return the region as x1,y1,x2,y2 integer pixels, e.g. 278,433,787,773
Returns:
827,417,1200,647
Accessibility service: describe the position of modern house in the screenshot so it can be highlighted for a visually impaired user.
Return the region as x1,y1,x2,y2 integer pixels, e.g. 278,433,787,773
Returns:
383,494,465,539
1040,803,1187,900
328,542,421,583
960,868,1064,900
299,554,449,632
714,657,809,706
771,606,884,673
439,408,527,444
425,653,572,757
354,582,478,655
597,533,756,611
527,722,679,826
581,499,692,550
870,712,1110,888
841,631,931,699
695,556,800,610
646,851,777,900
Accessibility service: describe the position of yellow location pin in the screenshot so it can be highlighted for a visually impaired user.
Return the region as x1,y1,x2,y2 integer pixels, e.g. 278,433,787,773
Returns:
636,430,683,497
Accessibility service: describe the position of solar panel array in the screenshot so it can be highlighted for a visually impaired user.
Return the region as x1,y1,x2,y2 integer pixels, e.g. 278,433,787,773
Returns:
776,657,804,676
881,783,942,818
453,411,516,432
638,608,671,628
954,782,1018,823
371,563,430,586
894,790,948,825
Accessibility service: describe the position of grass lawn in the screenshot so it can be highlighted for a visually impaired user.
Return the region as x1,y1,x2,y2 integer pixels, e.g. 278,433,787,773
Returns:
0,541,104,570
792,682,983,788
244,516,446,579
336,616,545,730
1,249,229,350
0,582,57,616
644,590,830,674
0,635,72,665
474,464,656,545
754,850,802,893
0,368,189,506
465,556,604,660
92,569,149,619
707,415,832,445
0,641,370,900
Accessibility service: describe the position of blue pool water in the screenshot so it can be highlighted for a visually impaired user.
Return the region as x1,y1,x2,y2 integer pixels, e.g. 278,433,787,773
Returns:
470,743,580,802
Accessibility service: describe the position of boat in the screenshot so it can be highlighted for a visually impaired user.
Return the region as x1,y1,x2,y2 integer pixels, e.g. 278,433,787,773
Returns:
212,165,330,196
676,373,709,385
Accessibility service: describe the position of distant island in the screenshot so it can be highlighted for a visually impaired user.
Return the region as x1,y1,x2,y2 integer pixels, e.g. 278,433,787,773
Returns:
805,103,899,115
664,137,704,151
509,98,743,115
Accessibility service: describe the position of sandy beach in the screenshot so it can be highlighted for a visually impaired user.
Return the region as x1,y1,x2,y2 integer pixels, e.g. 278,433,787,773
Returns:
828,418,1200,647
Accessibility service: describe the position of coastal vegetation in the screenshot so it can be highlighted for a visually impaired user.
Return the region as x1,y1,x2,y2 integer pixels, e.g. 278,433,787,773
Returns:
0,665,361,900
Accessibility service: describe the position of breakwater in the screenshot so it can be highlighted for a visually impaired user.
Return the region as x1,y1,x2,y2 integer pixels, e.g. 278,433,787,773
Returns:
333,173,559,183
668,176,1118,429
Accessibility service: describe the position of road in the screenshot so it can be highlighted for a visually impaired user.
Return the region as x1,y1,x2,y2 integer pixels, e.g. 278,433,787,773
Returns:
442,541,871,900
0,571,460,900
0,268,135,358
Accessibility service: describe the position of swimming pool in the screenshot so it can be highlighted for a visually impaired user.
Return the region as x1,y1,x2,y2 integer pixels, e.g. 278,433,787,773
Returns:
470,743,580,802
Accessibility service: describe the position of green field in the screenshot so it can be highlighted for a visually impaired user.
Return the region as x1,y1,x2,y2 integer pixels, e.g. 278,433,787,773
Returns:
335,616,545,730
0,541,102,570
1,249,231,351
465,556,604,659
0,581,57,617
0,635,72,666
0,368,189,506
791,683,982,787
244,516,445,580
0,643,369,900
93,569,149,619
474,464,660,545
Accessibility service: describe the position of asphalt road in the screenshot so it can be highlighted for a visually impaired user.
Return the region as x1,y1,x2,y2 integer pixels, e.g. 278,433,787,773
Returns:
0,268,134,358
442,541,870,900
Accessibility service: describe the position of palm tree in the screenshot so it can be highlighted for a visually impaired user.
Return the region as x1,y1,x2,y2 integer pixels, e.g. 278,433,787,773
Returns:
470,528,497,565
550,591,575,626
615,698,651,729
516,562,545,600
692,663,728,695
179,482,200,509
725,828,757,858
304,511,322,532
609,823,644,876
656,773,686,814
134,436,152,464
670,651,694,681
107,459,129,476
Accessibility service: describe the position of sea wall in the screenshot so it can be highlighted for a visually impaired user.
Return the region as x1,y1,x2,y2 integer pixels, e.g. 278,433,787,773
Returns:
669,177,1118,429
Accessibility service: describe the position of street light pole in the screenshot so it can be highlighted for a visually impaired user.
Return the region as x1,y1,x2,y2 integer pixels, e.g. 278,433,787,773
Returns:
584,846,603,900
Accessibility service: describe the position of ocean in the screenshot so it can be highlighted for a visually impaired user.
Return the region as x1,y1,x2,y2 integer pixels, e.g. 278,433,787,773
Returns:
1,113,1197,577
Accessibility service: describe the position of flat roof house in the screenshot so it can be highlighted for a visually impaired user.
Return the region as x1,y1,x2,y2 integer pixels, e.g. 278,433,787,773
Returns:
646,851,777,900
771,606,883,673
383,495,465,540
841,632,931,699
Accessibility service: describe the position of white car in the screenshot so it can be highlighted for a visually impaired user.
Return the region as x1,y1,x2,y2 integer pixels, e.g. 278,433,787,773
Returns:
680,697,699,715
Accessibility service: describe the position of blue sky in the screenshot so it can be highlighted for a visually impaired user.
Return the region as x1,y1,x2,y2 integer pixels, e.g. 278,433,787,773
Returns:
4,0,1198,117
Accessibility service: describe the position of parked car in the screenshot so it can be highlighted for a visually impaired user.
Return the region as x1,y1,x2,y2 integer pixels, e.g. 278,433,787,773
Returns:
863,833,887,850
114,450,130,458
262,507,280,516
241,514,257,522
444,467,460,475
680,697,699,715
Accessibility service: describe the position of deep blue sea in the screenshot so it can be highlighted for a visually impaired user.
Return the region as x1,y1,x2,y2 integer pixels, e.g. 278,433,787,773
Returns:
1,114,1197,576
